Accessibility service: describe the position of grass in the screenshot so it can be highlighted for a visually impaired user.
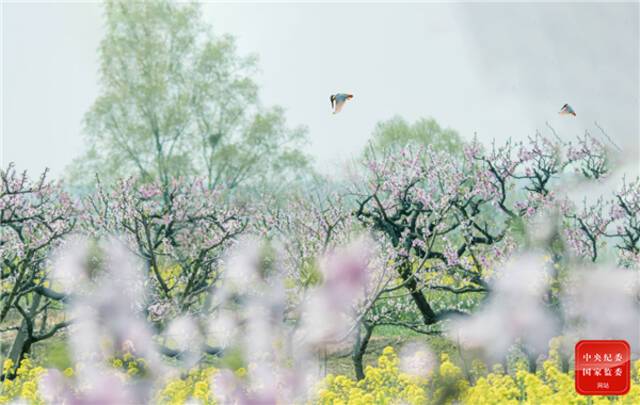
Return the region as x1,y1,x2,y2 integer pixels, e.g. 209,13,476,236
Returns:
30,335,72,370
13,324,466,382
324,325,459,379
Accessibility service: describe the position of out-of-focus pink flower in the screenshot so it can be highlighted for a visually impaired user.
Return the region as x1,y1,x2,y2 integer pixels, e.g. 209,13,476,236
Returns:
399,342,436,378
447,253,559,361
50,236,90,293
562,266,640,348
38,369,72,404
318,237,371,304
165,315,202,368
299,238,373,344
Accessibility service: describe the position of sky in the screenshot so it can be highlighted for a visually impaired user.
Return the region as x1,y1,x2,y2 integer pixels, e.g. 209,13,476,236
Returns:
2,1,639,179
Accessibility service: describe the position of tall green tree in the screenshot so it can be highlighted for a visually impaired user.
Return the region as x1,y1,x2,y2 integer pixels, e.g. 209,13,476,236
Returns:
69,0,309,191
367,116,463,155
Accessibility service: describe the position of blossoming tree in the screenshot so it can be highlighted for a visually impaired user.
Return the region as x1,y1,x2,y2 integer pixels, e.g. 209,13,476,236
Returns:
83,177,246,321
0,164,76,376
353,132,610,332
564,176,640,267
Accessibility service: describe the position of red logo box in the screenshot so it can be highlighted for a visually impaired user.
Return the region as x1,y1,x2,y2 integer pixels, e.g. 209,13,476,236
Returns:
575,340,630,395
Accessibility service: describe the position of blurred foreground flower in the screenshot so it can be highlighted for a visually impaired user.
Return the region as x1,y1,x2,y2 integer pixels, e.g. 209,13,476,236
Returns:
209,237,375,404
562,266,640,350
447,253,560,361
399,341,436,378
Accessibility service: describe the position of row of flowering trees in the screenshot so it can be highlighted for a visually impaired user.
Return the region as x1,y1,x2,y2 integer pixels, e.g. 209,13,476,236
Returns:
347,131,637,375
1,170,246,374
1,132,638,399
0,166,76,371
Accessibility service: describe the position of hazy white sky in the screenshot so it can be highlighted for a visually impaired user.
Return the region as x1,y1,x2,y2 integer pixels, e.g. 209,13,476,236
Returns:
2,1,638,178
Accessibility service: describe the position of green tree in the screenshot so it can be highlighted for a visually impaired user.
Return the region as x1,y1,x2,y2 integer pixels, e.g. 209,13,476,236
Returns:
68,0,310,192
367,116,463,155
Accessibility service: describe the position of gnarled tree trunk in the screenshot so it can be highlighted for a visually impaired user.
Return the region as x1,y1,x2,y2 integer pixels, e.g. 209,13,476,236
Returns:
352,320,374,380
5,294,41,378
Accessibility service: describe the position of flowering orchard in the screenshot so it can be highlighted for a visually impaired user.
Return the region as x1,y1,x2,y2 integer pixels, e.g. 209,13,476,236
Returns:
83,177,246,316
0,165,76,371
1,132,639,403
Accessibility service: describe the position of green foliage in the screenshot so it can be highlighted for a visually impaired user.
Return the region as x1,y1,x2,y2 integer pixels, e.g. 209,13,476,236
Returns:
68,0,311,192
297,259,324,288
366,116,463,156
211,347,245,373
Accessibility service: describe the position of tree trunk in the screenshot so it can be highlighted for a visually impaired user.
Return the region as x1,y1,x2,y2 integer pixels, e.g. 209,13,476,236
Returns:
399,261,437,324
526,350,538,373
352,321,374,380
7,294,41,375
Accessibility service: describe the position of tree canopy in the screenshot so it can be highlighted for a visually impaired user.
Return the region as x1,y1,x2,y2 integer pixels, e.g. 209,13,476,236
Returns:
367,116,463,156
68,0,310,192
